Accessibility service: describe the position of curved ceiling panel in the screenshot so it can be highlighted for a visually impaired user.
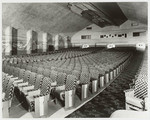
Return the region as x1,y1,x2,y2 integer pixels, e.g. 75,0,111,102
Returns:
2,3,92,33
118,2,147,24
68,3,128,28
2,2,147,35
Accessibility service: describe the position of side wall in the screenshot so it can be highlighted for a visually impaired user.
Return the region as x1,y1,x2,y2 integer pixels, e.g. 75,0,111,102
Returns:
71,20,147,47
2,25,73,55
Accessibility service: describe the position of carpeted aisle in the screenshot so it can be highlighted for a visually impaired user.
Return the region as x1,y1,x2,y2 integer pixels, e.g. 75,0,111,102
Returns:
66,52,143,118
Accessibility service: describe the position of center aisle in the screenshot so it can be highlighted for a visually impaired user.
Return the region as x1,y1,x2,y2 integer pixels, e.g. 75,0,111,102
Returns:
66,51,143,118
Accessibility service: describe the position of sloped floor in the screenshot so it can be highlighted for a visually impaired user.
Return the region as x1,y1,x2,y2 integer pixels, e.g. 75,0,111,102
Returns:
9,74,119,118
8,52,143,118
66,52,143,118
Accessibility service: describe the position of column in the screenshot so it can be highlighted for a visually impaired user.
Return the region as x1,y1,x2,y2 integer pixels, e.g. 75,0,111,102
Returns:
5,26,12,55
64,36,68,48
26,30,32,54
32,31,38,53
54,34,59,50
4,26,17,55
42,33,47,52
26,30,38,54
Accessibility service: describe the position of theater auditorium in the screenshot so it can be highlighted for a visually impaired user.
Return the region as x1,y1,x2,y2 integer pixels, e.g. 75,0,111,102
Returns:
2,2,148,118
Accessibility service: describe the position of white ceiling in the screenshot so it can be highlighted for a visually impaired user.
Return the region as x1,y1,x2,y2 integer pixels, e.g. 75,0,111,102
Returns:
2,2,147,34
118,2,147,24
2,3,92,33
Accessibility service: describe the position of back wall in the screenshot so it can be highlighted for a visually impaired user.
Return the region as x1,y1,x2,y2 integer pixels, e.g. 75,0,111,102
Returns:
71,20,147,47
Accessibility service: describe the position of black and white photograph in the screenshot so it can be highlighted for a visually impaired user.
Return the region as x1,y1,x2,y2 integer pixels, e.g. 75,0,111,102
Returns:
1,0,149,119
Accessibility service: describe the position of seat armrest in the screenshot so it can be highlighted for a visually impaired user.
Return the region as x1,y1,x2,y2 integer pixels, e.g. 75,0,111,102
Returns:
18,82,29,87
51,81,57,87
28,89,41,97
55,85,65,91
126,96,143,108
13,79,24,86
9,75,14,77
144,97,148,110
124,89,134,97
2,92,5,100
5,73,9,76
2,99,12,109
34,94,50,101
12,77,19,80
60,91,65,101
2,97,12,108
27,89,36,92
76,80,80,85
91,79,97,82
22,86,35,95
22,85,34,91
13,79,23,83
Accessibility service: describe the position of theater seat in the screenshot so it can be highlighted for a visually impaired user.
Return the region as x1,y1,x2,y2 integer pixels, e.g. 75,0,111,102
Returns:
19,72,37,92
124,55,147,111
22,74,44,96
78,72,90,100
26,77,52,116
2,75,15,118
54,75,77,109
15,70,31,88
12,69,25,86
90,69,99,93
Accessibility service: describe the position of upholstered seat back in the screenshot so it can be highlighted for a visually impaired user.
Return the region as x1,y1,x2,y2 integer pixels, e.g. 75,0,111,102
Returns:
65,75,77,91
40,77,51,95
23,70,31,82
56,72,67,86
34,74,44,90
80,72,90,84
28,72,37,85
43,69,51,77
18,69,25,79
50,70,58,82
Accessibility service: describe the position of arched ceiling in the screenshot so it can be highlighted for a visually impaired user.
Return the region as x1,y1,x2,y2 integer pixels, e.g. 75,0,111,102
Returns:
2,2,147,34
2,3,92,33
118,2,147,24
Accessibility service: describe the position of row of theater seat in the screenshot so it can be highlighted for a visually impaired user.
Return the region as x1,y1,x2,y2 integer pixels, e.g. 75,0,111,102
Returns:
2,73,15,118
2,73,15,102
2,65,77,114
124,50,148,111
3,51,132,88
3,47,103,65
9,51,131,74
2,49,133,117
4,47,100,58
